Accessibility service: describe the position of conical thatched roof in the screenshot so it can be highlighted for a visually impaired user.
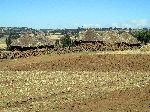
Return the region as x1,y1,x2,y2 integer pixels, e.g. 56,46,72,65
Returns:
78,29,140,44
119,32,140,44
102,31,121,43
98,31,140,44
11,36,54,47
80,29,103,41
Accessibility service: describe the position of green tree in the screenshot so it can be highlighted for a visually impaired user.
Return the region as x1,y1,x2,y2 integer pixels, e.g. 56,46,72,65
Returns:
55,39,60,46
5,36,12,50
132,30,150,44
60,34,72,47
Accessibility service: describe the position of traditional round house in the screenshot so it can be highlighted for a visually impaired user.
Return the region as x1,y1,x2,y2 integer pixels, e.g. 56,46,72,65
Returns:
119,32,141,47
8,36,55,58
74,29,141,51
74,29,104,51
102,31,141,50
11,36,54,51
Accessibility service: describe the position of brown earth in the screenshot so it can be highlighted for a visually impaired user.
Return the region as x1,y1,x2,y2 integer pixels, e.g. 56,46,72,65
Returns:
0,53,150,112
1,84,150,112
0,53,150,72
60,85,150,112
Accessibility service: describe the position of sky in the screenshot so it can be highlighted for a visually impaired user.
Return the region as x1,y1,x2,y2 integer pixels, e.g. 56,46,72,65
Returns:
0,0,150,29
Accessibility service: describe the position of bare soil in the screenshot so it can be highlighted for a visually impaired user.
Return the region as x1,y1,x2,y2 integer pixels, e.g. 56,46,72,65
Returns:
0,53,150,72
0,53,150,112
60,85,150,112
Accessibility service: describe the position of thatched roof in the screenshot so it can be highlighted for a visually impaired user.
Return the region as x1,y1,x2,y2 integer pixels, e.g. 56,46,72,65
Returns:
119,32,140,44
79,29,103,41
102,31,140,44
102,31,121,43
11,36,54,47
79,30,140,44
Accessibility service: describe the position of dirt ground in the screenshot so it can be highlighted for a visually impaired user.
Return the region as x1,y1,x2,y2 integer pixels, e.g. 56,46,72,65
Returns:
61,85,150,112
0,52,150,112
0,53,150,72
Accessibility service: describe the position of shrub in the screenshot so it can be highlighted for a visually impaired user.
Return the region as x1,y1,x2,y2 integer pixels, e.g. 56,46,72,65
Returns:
60,34,72,47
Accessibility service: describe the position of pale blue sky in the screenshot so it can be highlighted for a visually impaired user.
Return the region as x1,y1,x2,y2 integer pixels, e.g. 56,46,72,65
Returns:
0,0,150,28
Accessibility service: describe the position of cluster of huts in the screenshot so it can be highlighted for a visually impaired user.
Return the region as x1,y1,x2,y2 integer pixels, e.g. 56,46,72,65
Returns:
75,29,141,50
9,29,141,52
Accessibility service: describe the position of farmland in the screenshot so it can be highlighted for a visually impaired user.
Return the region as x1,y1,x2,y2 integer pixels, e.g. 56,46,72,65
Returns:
0,51,150,112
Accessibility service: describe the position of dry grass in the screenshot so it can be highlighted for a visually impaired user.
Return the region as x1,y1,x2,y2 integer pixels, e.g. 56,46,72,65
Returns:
0,71,149,112
80,49,150,56
47,49,150,57
0,37,6,49
95,49,150,55
46,35,63,40
0,44,6,49
0,38,6,44
140,43,150,51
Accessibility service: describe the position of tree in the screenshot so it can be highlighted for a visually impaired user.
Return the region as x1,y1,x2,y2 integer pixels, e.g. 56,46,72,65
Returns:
132,30,150,44
60,34,72,47
55,39,60,46
5,36,12,50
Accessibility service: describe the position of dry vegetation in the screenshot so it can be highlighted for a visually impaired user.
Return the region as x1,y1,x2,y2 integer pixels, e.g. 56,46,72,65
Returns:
0,51,150,112
0,37,6,49
140,43,150,51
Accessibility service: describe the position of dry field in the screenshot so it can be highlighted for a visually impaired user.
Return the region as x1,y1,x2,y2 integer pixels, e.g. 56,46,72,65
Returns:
0,51,150,112
0,37,6,49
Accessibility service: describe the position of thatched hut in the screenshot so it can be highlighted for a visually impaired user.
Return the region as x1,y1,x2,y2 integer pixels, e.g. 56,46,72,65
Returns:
102,31,141,49
11,36,54,51
75,29,141,50
119,32,141,47
102,31,121,44
75,29,103,45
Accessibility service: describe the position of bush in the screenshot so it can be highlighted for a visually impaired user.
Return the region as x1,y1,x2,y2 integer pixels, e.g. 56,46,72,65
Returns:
60,34,72,47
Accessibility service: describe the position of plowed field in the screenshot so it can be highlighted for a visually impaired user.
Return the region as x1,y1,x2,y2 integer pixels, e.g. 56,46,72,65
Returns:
0,53,150,72
0,52,150,112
